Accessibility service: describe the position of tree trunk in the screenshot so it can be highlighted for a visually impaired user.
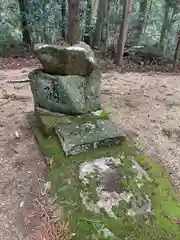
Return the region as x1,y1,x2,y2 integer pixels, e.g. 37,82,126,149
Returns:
143,0,153,34
61,0,66,40
174,31,180,63
159,1,170,50
68,0,81,45
134,0,148,43
116,0,132,66
42,1,48,43
92,0,99,22
92,0,107,48
101,0,110,56
17,0,31,46
166,6,178,49
84,0,92,45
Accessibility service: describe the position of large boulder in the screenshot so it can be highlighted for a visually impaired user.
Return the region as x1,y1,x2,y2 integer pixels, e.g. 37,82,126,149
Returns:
34,42,96,76
29,69,101,115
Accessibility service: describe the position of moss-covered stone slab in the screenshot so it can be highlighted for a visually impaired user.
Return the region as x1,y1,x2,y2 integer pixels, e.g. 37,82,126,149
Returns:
36,106,108,119
29,120,180,239
33,108,109,137
34,110,72,136
29,69,101,115
55,119,125,156
79,156,152,218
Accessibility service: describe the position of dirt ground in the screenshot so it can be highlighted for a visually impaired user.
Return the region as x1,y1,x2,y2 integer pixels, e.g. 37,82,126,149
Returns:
0,65,50,239
101,71,180,191
1,58,180,239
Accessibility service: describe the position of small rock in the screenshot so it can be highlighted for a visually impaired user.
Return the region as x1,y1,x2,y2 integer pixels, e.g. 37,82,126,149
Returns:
14,131,20,139
13,84,23,90
19,201,24,208
44,181,52,192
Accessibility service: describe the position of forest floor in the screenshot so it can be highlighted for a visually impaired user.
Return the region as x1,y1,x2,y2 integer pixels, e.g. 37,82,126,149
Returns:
1,56,180,239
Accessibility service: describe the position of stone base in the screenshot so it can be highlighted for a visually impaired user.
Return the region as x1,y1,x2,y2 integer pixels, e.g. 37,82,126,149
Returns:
55,119,125,156
28,111,180,239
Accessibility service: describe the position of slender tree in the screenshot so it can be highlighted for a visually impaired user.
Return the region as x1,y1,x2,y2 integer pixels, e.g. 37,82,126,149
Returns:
174,31,180,63
134,0,148,43
91,0,99,21
159,0,170,50
101,0,110,56
61,0,66,40
116,0,132,66
84,0,92,45
159,0,177,50
17,0,31,46
92,0,108,48
68,0,81,45
143,0,153,34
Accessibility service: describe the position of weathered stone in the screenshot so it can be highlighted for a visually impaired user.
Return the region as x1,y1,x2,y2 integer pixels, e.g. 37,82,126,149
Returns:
55,119,125,156
30,117,180,239
79,156,152,218
35,106,69,117
36,106,108,119
34,108,109,137
34,111,72,137
34,110,50,137
29,69,101,115
34,41,96,76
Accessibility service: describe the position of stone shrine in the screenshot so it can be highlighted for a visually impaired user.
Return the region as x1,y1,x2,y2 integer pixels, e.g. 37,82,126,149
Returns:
27,41,180,239
29,41,125,156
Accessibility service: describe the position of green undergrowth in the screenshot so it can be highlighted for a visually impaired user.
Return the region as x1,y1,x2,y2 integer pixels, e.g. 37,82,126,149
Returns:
32,124,180,239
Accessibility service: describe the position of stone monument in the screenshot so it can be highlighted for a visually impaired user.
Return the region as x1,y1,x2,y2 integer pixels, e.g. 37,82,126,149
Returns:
29,41,125,156
27,42,171,239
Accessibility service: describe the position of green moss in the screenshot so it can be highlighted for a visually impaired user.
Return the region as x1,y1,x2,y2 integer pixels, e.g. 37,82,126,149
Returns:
36,109,109,136
32,126,180,239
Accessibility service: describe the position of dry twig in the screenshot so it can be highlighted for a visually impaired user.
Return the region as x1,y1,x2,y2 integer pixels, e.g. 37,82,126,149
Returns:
29,220,71,240
0,99,11,107
8,80,30,84
36,199,50,221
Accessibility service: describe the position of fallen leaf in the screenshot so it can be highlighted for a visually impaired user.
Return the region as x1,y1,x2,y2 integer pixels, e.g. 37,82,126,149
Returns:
166,216,180,224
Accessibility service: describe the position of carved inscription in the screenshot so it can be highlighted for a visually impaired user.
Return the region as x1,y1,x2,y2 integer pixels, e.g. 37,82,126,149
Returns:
44,81,60,104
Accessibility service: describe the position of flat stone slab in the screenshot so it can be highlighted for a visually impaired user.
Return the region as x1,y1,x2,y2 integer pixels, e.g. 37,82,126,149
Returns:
79,156,152,219
33,107,109,137
31,121,180,239
55,119,125,156
34,41,96,76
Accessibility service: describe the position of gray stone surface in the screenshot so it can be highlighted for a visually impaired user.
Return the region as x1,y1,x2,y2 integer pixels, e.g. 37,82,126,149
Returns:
55,119,125,156
79,156,152,218
34,41,96,76
29,69,101,115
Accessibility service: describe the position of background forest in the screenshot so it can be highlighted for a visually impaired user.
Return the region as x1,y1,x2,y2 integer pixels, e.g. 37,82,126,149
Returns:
0,0,179,66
